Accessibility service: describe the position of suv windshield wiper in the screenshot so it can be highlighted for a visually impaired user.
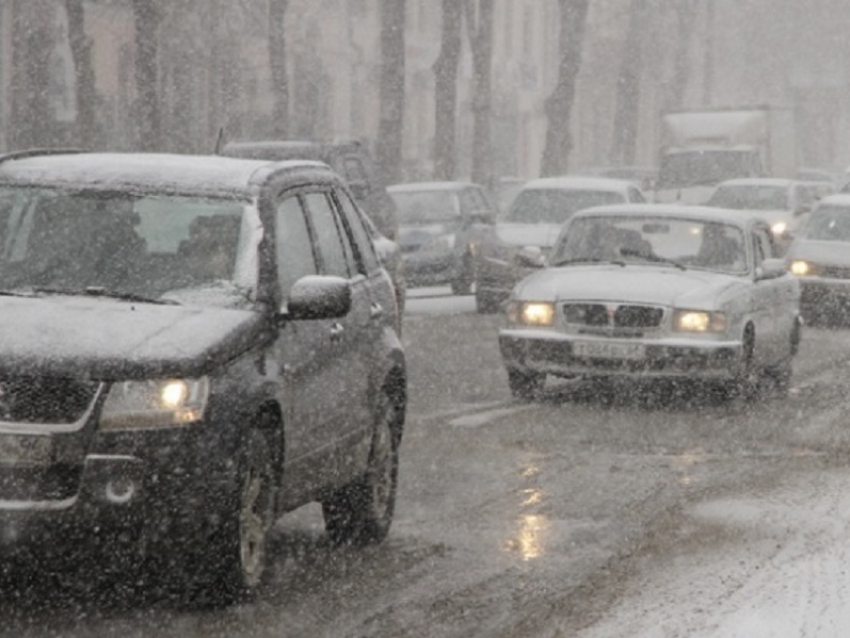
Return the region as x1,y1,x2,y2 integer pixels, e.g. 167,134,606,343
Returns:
32,286,180,305
619,247,687,270
551,257,626,268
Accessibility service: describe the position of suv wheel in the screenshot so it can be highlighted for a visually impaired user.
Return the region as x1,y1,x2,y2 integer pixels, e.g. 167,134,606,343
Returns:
211,427,275,600
323,390,398,545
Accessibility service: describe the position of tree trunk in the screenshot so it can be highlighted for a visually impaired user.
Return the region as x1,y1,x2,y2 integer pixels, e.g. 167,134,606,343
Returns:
65,0,98,147
375,0,406,187
432,0,462,180
665,0,699,109
465,0,494,187
608,0,649,166
541,0,591,177
132,0,161,151
268,0,289,138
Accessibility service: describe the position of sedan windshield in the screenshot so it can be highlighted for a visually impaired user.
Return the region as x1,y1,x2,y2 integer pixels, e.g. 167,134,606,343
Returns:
0,187,258,307
551,215,748,275
801,205,850,241
391,190,460,224
706,185,789,210
504,189,625,224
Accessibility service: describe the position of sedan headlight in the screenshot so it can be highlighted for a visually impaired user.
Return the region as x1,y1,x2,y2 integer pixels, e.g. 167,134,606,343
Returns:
100,377,210,430
673,310,727,333
790,260,816,277
507,301,556,327
771,221,788,236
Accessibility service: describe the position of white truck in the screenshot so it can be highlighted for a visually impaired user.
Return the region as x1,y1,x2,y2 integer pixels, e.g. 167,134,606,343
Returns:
655,105,796,204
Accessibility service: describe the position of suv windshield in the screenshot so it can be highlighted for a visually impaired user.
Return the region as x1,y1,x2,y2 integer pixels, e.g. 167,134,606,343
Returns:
706,185,789,210
391,190,460,224
658,150,763,189
0,187,258,307
504,189,625,224
551,215,748,275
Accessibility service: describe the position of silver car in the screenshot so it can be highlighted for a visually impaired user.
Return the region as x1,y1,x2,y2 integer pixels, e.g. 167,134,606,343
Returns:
476,177,646,313
787,194,850,325
499,204,801,400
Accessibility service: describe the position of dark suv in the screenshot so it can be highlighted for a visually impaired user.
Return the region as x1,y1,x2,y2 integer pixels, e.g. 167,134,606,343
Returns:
0,150,406,601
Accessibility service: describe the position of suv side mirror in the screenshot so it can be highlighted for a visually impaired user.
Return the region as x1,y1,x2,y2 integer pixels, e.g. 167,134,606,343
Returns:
284,275,352,321
755,258,786,281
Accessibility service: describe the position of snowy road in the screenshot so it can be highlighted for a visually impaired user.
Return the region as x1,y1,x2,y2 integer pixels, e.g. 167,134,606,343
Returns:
4,288,850,637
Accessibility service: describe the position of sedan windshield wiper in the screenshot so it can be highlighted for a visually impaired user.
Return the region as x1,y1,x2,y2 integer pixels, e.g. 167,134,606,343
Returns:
32,286,180,305
619,247,687,271
551,257,626,268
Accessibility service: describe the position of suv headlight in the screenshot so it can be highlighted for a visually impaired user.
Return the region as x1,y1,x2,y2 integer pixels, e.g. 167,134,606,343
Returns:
100,377,210,430
673,310,726,333
790,260,816,276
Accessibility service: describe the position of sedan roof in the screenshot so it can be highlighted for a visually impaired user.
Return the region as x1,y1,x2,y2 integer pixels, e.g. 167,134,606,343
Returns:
816,194,850,208
715,178,797,189
0,152,331,199
387,181,479,193
570,203,770,229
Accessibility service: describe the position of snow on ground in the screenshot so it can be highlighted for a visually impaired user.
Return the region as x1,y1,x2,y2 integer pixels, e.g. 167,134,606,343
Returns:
573,464,850,638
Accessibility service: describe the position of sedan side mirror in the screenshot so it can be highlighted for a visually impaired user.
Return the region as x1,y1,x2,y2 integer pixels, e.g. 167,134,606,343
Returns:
755,258,786,281
515,245,546,269
284,275,352,321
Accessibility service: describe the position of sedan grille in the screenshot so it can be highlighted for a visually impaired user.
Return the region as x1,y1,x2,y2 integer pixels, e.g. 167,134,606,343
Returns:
819,266,850,280
0,376,98,424
563,303,664,329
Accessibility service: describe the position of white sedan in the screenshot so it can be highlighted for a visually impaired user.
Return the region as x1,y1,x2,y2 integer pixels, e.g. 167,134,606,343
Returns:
499,204,802,400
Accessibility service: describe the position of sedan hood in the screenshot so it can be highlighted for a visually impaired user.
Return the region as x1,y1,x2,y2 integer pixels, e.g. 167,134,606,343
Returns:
494,223,562,248
0,295,267,379
788,239,850,265
515,265,742,308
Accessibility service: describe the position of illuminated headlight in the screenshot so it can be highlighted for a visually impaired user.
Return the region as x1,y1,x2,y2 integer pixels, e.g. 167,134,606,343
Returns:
673,310,727,333
771,221,788,236
507,301,555,326
790,260,815,276
100,377,210,430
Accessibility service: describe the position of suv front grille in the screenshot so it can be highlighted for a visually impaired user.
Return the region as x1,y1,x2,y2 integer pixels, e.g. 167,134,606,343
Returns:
0,376,98,424
563,303,664,329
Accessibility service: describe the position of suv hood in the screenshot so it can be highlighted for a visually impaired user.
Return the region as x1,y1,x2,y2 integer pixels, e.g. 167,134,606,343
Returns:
0,296,267,379
516,265,742,308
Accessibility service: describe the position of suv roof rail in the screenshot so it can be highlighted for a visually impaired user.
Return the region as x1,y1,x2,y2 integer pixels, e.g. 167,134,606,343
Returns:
0,148,89,166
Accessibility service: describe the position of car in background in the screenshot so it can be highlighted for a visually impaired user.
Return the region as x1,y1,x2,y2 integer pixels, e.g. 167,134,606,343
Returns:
0,150,406,602
787,194,850,325
496,177,528,213
578,166,657,191
499,204,801,401
704,178,816,249
475,177,645,313
220,139,406,315
387,181,497,295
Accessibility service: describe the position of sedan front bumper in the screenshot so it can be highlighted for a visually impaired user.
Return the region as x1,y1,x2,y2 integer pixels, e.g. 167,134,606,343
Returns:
499,330,743,380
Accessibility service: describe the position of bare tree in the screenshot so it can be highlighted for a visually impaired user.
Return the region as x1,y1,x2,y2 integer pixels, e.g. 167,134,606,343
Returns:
433,0,462,180
665,0,699,109
132,0,162,151
375,0,406,186
608,0,650,166
465,0,494,186
541,0,591,176
268,0,289,138
65,0,98,147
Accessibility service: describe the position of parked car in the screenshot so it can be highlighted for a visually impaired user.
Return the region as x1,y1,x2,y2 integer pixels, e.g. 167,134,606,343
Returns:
475,177,646,314
220,139,406,316
0,150,406,601
499,204,801,400
787,194,850,325
387,181,497,295
704,178,816,249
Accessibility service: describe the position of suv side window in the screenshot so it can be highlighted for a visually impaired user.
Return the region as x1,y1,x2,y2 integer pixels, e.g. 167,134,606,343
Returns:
334,189,380,274
303,191,355,278
275,195,318,299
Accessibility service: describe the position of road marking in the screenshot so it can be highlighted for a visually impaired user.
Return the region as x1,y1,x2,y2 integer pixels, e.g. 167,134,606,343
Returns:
449,405,534,429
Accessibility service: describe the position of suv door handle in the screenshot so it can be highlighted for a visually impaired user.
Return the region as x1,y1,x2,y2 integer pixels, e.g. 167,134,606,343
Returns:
370,303,384,319
329,322,344,342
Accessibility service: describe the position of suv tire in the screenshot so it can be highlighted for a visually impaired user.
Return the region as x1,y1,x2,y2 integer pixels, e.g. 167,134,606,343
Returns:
323,390,398,545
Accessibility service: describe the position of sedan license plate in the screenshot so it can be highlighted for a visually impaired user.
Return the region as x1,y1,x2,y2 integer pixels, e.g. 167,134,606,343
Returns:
0,434,52,466
573,341,645,360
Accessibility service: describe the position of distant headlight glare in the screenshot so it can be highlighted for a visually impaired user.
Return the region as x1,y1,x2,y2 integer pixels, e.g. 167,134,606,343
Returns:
674,310,726,333
771,221,788,236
